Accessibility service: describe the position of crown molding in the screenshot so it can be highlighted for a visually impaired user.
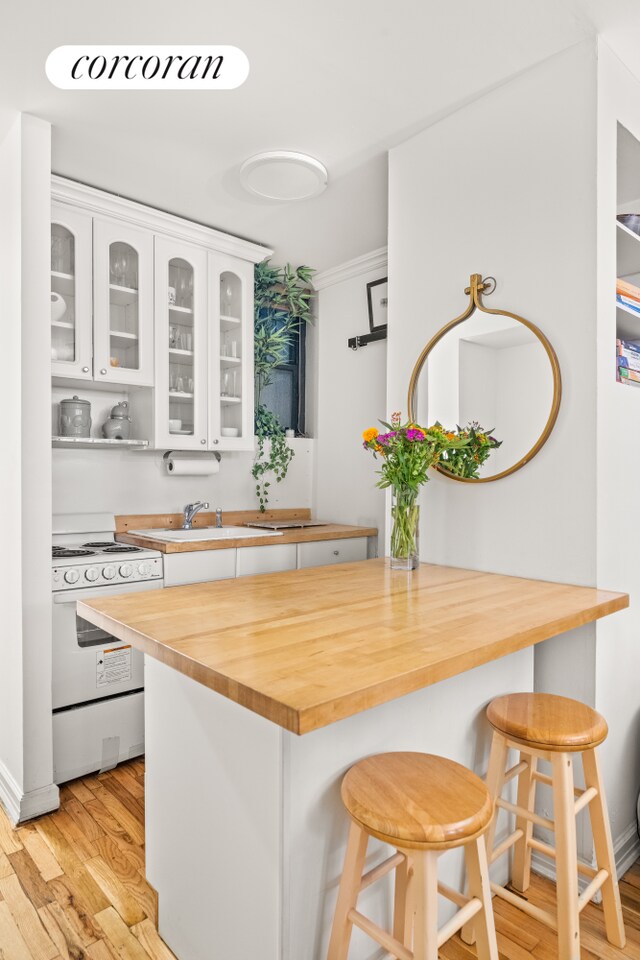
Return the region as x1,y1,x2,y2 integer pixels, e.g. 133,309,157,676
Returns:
313,246,388,290
51,175,273,264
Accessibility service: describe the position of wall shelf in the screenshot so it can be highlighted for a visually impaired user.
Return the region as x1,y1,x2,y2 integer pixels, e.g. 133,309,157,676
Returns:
52,436,149,449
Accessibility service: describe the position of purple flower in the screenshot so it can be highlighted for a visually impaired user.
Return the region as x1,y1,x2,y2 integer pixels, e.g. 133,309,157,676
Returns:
406,428,425,441
377,431,396,445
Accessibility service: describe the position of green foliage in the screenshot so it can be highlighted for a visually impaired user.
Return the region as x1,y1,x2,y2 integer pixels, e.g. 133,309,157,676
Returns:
252,260,315,511
439,422,502,479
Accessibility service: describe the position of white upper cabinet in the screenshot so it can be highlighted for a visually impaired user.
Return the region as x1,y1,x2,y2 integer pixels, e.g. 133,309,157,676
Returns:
209,254,255,451
93,218,154,387
51,204,93,380
153,236,208,449
51,176,270,450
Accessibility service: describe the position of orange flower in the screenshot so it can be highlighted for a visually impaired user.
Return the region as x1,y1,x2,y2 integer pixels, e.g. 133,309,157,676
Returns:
446,432,455,440
362,427,379,442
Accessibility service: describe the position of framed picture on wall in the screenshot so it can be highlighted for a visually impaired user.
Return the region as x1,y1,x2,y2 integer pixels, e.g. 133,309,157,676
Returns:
367,277,388,333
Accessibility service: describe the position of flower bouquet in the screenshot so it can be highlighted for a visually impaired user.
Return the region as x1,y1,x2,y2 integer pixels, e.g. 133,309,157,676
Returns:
439,422,502,479
362,413,469,569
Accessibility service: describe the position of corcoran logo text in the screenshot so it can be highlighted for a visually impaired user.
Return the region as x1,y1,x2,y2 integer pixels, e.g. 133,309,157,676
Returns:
46,46,249,90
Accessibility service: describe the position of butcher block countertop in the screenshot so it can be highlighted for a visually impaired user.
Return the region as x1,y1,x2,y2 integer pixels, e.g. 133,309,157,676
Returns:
115,508,377,553
77,559,628,735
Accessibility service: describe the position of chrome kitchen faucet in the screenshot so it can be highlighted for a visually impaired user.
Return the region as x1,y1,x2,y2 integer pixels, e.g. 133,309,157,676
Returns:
182,501,209,529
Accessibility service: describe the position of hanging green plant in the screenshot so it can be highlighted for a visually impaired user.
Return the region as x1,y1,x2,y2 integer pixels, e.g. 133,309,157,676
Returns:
252,260,315,511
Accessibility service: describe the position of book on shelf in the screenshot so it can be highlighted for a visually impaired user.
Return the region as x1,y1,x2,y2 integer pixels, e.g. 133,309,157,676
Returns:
616,277,640,302
618,365,640,384
617,338,640,356
616,294,640,313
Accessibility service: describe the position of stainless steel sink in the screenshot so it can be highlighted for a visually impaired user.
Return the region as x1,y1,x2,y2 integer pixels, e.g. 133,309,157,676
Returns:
131,526,283,542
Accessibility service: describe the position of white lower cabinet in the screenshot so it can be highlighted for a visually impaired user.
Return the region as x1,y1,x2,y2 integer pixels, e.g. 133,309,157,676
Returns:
236,543,297,578
297,537,368,569
163,549,236,587
162,538,369,588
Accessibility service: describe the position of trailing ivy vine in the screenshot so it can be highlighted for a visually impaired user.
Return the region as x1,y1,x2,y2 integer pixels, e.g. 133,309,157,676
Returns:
252,260,315,511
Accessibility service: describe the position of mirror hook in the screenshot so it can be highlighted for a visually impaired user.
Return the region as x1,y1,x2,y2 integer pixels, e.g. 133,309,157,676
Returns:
464,273,497,303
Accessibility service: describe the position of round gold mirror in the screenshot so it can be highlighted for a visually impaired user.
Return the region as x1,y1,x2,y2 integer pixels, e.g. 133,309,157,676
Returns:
407,274,562,482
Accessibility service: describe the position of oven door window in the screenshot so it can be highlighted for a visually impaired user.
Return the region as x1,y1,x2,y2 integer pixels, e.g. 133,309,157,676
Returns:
76,614,116,648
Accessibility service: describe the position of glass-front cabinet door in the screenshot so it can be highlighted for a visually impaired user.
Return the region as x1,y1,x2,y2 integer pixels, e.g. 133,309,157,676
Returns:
51,204,92,379
209,253,255,451
154,237,208,449
93,218,154,386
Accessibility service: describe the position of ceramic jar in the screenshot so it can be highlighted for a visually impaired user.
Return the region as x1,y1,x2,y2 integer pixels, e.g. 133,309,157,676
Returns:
59,396,92,438
102,400,132,440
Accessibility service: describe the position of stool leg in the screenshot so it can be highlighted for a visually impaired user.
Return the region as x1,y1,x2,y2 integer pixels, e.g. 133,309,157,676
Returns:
511,751,537,893
582,748,626,948
551,752,580,960
327,820,369,960
464,835,499,960
461,731,508,945
393,853,414,950
412,850,439,960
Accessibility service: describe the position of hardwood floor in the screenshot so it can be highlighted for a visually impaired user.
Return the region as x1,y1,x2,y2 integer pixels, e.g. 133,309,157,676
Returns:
0,758,176,960
442,863,640,960
0,757,637,959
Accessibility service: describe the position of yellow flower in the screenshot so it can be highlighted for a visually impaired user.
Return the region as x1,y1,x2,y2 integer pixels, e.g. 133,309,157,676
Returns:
362,427,379,442
375,443,384,453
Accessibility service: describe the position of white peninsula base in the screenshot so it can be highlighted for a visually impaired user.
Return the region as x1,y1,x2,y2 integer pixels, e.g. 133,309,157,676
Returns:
144,649,532,960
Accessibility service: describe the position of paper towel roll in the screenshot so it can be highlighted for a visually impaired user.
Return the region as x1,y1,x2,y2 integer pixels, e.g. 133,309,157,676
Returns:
165,456,220,476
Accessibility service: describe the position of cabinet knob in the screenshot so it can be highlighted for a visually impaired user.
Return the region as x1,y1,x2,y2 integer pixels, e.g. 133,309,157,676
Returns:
99,368,107,375
201,439,206,445
82,366,89,373
333,550,340,556
213,438,219,445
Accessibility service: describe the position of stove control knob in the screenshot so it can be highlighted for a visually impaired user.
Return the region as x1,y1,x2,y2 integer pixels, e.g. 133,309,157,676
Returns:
103,565,116,580
137,561,150,576
119,563,133,578
64,568,79,584
85,567,99,582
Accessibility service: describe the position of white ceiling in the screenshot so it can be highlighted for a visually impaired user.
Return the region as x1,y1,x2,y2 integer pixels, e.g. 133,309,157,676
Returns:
2,1,640,270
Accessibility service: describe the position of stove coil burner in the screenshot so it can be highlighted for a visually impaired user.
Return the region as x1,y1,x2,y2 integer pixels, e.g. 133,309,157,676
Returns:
83,541,116,548
52,548,97,558
102,545,143,554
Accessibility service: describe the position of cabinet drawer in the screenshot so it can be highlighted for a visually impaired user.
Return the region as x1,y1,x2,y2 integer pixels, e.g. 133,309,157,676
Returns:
236,544,297,578
163,549,236,586
297,538,367,570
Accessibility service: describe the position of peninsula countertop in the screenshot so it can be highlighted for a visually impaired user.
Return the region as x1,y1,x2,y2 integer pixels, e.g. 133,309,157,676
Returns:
77,559,628,735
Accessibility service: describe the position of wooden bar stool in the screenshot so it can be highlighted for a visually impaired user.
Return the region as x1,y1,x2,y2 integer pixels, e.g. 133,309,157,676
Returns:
327,752,499,960
465,692,625,960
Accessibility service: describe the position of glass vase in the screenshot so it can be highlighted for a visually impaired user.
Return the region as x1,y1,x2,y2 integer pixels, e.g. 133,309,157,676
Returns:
390,487,420,570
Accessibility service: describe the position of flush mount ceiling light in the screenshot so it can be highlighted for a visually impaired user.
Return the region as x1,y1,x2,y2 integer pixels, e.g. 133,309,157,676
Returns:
239,151,328,201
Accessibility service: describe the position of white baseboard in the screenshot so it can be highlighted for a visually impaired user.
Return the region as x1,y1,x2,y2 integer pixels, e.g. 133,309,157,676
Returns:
0,758,59,825
532,820,640,897
612,822,640,878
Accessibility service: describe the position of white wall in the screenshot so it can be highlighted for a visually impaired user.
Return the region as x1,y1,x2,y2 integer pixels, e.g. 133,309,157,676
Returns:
52,439,313,516
313,251,387,541
0,113,58,821
387,41,603,860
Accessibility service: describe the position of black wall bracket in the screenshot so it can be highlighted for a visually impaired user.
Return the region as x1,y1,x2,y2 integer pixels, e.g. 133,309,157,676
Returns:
347,327,387,350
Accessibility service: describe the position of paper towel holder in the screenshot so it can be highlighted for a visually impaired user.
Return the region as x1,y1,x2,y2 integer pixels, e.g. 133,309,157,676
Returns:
163,450,222,463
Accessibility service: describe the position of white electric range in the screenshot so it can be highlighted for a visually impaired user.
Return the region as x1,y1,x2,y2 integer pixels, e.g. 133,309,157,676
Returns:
52,512,163,784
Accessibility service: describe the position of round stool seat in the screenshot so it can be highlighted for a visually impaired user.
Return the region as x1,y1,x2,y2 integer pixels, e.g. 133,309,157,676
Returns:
487,693,608,751
341,752,493,849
